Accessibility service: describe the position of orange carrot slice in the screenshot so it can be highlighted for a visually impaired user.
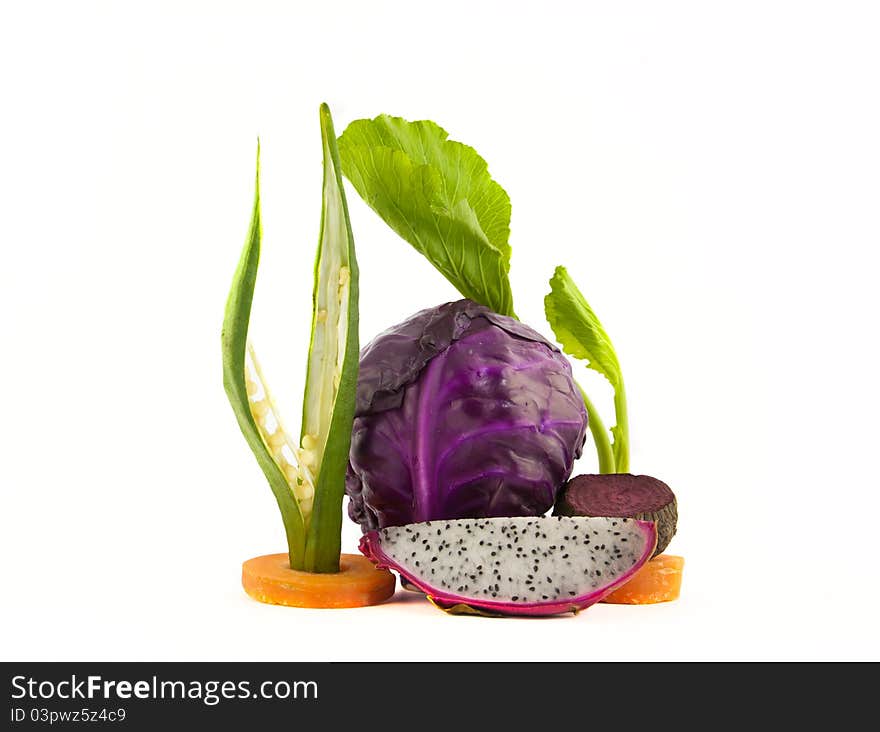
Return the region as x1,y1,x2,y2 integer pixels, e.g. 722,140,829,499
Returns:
242,553,395,608
602,554,684,604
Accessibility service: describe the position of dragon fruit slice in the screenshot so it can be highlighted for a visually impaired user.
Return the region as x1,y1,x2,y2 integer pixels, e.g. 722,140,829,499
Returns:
359,516,657,616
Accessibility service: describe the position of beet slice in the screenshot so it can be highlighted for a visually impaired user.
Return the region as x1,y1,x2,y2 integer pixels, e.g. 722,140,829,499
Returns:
554,474,677,556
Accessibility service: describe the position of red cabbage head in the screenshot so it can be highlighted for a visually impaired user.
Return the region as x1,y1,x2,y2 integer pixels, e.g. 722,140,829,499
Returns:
346,299,588,531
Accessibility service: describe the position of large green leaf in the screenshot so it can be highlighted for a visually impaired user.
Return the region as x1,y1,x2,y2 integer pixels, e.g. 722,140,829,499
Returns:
301,104,361,573
221,145,306,567
545,266,629,473
338,115,515,317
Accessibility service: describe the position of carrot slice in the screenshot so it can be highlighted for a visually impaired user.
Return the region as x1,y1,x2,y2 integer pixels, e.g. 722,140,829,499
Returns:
602,554,684,604
242,553,395,608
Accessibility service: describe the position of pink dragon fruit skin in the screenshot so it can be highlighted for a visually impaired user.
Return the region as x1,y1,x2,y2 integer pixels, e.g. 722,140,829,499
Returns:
359,516,658,617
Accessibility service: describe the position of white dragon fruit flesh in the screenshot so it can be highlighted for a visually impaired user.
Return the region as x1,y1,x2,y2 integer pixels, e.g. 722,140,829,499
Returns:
359,516,657,616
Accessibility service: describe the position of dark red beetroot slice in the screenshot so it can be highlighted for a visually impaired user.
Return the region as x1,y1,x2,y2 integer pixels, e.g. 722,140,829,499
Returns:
554,474,677,556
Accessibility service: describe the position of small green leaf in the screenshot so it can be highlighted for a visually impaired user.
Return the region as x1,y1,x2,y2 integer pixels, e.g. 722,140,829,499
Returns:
546,266,622,387
221,145,306,567
545,266,629,473
338,115,515,317
301,104,361,573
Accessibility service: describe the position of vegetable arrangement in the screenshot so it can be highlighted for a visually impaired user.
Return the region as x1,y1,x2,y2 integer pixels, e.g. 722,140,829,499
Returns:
222,106,684,615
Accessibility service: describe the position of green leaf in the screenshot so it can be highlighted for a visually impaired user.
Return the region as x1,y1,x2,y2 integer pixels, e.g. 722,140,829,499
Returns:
221,144,306,567
301,104,361,573
545,266,629,473
337,115,515,317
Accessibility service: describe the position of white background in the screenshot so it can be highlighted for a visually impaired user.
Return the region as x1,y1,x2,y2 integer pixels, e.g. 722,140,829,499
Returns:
2,1,878,661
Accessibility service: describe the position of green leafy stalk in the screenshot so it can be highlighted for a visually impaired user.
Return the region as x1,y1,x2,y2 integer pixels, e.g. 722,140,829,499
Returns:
610,383,629,473
545,266,629,473
337,115,515,317
302,104,360,573
222,105,360,574
577,385,616,474
221,144,306,568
